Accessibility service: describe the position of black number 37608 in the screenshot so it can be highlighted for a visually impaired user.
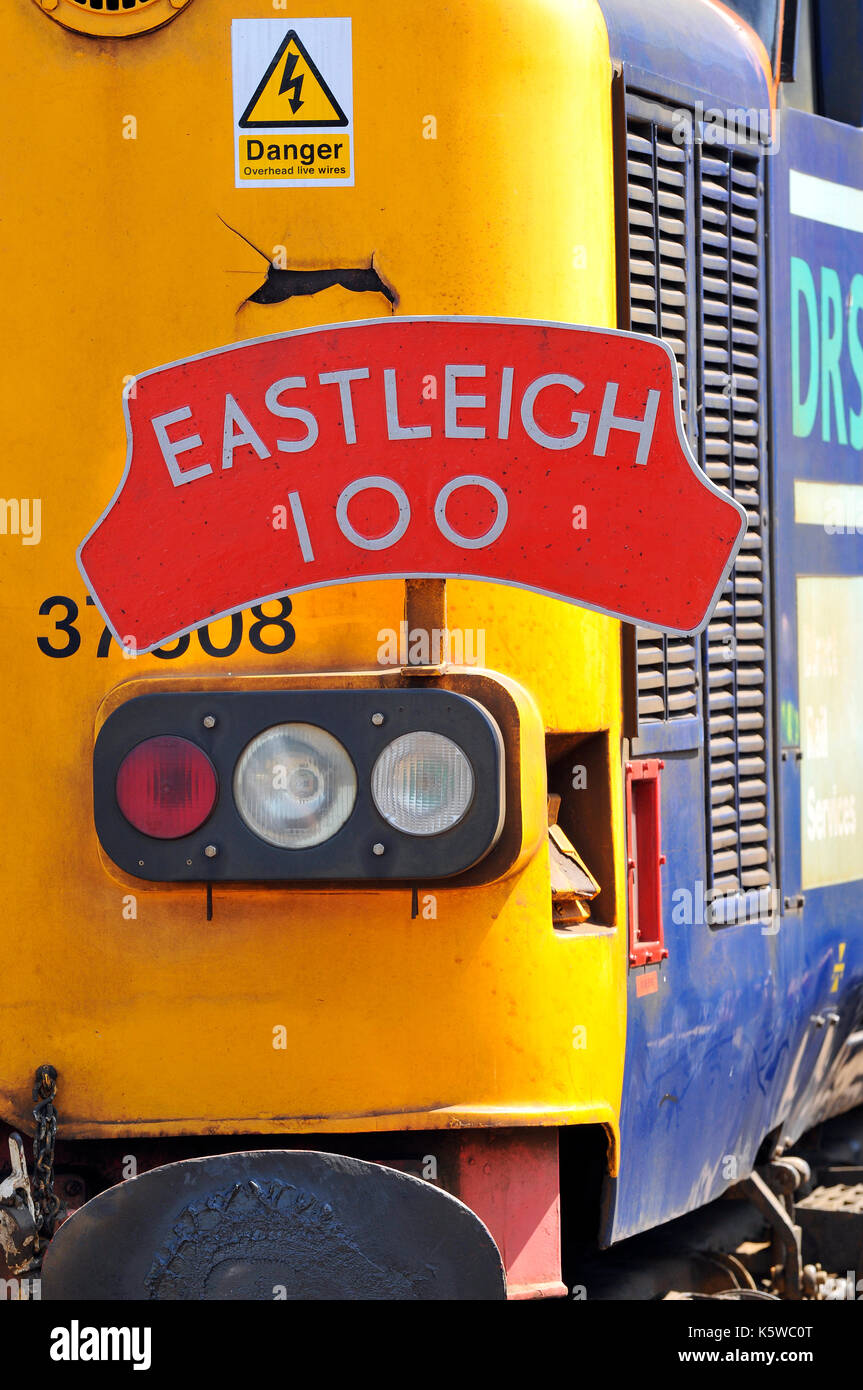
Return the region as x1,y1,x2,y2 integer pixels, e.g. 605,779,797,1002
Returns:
37,596,295,659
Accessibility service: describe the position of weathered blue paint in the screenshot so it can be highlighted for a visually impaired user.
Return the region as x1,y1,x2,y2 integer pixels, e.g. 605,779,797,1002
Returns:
768,104,863,1137
599,0,771,111
598,2,863,1244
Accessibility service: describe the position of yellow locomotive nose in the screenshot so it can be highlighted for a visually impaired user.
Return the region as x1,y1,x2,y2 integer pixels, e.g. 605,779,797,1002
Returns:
4,0,627,1300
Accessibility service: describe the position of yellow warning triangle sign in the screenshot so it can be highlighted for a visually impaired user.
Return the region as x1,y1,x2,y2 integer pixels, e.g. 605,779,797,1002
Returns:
239,30,348,129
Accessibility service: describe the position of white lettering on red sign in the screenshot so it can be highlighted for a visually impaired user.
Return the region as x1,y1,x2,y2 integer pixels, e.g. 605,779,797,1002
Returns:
151,364,662,489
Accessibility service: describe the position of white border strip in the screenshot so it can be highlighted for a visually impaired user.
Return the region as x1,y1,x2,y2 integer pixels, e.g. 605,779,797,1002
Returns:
789,170,863,234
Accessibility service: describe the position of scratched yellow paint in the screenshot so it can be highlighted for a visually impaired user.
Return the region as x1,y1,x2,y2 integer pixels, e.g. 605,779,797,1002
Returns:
1,0,624,1168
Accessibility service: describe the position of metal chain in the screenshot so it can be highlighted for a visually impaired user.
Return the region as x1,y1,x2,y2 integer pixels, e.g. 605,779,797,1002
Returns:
31,1064,61,1243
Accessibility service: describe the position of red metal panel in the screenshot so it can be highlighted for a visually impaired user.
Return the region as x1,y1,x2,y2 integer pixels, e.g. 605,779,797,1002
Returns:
626,757,668,968
449,1128,566,1300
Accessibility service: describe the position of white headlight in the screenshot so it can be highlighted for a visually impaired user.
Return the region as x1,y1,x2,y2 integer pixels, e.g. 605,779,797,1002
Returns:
371,732,474,836
233,724,357,848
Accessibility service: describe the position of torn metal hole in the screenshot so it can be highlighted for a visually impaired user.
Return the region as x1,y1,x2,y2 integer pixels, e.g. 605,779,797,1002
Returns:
220,216,397,310
249,259,396,307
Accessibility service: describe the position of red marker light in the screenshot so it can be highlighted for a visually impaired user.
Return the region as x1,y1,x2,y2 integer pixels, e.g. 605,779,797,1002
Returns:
115,736,217,839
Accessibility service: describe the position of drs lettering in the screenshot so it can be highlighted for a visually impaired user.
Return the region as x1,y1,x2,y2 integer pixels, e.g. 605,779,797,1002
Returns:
37,596,295,659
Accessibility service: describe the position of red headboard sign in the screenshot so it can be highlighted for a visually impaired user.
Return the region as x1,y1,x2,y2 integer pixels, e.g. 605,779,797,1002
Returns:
78,317,746,653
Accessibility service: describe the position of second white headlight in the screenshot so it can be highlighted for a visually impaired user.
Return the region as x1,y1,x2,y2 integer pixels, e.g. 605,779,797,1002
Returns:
233,723,357,848
371,731,474,836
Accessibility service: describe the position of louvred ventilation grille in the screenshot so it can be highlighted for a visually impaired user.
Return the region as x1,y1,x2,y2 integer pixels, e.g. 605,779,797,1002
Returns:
626,103,773,907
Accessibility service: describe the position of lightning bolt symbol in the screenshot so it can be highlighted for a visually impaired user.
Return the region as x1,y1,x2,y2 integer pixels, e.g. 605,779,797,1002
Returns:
279,52,305,114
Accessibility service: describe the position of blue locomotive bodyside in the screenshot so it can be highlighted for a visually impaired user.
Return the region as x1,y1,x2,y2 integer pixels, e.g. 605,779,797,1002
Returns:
770,102,863,1135
598,0,863,1243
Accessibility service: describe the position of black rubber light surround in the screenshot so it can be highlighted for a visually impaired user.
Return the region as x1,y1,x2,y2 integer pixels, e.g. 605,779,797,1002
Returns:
94,689,505,883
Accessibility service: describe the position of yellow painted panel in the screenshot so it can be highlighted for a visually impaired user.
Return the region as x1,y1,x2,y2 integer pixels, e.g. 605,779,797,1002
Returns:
1,0,624,1151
